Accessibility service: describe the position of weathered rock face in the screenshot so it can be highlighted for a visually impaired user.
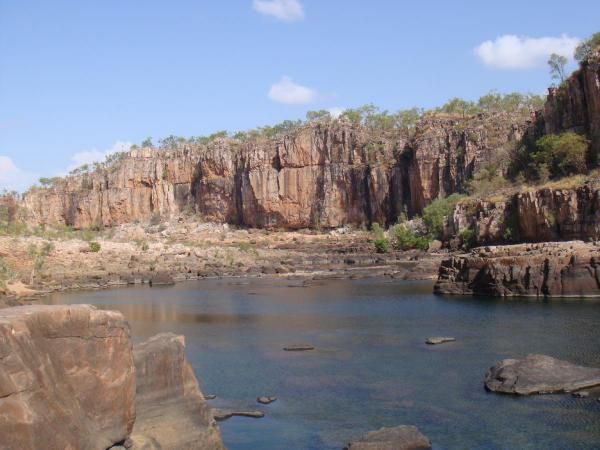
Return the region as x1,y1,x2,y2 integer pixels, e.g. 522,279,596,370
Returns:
435,241,600,297
0,305,136,450
22,115,526,230
445,182,600,246
485,354,600,395
22,148,201,229
345,425,432,450
542,49,600,161
131,333,224,450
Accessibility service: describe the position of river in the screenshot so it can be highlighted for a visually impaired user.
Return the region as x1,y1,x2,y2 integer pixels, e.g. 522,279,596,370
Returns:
46,278,600,449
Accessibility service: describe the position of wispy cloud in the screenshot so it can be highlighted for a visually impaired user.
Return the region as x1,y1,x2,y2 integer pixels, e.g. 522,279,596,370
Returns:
252,0,304,22
0,156,37,192
65,141,132,173
268,76,317,105
474,34,580,69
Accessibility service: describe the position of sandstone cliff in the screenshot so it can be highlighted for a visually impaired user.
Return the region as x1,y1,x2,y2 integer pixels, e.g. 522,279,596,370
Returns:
22,114,526,230
541,49,600,161
444,180,600,246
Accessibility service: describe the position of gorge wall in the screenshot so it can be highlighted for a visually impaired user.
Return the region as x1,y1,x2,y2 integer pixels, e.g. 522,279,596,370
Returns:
541,49,600,161
22,114,526,230
20,50,600,232
444,181,600,247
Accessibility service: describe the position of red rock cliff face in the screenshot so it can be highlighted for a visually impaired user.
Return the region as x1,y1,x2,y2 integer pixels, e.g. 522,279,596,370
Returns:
444,182,600,246
541,49,600,161
21,115,526,230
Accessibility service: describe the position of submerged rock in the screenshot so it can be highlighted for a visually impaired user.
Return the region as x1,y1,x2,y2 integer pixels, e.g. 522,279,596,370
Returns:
131,333,224,449
212,409,265,421
283,344,315,351
426,336,456,345
345,425,432,450
485,354,600,395
0,305,136,450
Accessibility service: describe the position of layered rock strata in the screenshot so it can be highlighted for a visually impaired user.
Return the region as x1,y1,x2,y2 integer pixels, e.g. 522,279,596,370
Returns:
434,241,600,297
22,114,526,230
444,181,600,246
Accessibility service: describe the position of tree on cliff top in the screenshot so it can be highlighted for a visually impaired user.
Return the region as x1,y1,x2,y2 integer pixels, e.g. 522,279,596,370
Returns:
548,53,567,83
574,32,600,63
141,137,153,148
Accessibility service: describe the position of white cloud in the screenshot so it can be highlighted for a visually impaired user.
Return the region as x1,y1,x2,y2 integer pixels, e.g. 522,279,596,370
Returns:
0,156,36,192
66,140,132,173
253,0,304,22
327,107,344,118
268,76,317,105
474,34,580,69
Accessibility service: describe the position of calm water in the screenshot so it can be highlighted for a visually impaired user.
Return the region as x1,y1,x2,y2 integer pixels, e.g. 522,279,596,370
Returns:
47,279,600,450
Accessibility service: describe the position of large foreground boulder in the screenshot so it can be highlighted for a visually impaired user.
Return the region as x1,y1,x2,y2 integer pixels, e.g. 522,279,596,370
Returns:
435,241,600,297
345,425,431,450
0,305,136,450
485,354,600,395
131,333,224,450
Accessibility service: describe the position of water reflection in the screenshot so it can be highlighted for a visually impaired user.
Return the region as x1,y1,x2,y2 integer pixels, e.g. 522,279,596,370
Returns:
46,278,600,450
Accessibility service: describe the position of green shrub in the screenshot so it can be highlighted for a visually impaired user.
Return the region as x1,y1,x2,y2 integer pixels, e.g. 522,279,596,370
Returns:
466,166,510,197
374,238,390,253
574,32,600,63
80,229,95,242
502,208,519,242
89,241,101,252
532,132,589,179
422,194,464,239
371,222,389,253
391,224,430,250
0,257,15,290
238,241,252,252
457,228,477,249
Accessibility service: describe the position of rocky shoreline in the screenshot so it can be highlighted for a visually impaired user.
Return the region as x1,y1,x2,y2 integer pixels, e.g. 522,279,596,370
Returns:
435,240,600,298
0,220,443,308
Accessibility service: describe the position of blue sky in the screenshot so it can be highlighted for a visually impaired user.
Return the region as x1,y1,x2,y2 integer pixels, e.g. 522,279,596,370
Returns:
1,0,598,190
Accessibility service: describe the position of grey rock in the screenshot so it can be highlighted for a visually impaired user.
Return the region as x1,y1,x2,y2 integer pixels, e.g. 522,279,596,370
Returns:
485,354,600,395
425,337,456,345
257,396,277,404
345,425,432,450
283,344,315,351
